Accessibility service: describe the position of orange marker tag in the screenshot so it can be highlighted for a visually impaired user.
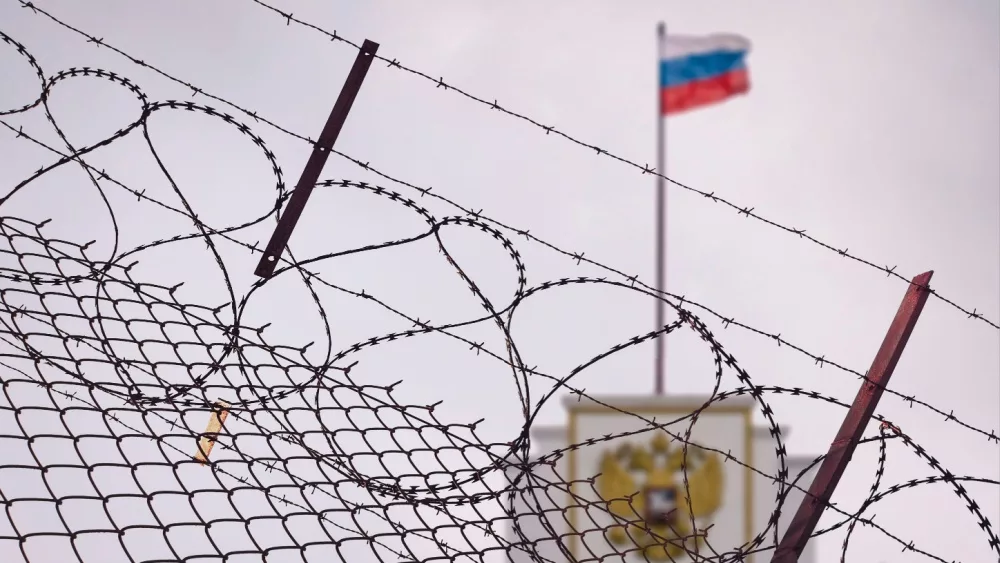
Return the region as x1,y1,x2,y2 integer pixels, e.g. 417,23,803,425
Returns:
193,400,230,464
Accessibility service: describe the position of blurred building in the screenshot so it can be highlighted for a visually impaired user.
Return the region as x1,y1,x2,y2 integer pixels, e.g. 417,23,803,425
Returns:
503,394,818,563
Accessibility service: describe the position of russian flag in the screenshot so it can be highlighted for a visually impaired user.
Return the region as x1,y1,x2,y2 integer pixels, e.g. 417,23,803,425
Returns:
660,33,751,115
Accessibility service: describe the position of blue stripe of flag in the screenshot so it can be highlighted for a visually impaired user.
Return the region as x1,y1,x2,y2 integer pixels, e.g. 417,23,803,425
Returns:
660,50,748,88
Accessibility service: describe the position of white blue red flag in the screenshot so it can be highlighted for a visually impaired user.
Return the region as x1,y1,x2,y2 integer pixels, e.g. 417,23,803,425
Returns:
660,33,751,115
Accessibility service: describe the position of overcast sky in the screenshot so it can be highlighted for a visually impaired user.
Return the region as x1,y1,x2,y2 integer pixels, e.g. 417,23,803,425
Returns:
0,1,997,562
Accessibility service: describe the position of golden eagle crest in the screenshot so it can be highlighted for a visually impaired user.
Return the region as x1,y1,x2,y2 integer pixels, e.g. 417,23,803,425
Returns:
595,432,724,560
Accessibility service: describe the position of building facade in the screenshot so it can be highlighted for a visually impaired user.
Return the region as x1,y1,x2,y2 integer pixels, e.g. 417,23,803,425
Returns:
503,394,818,563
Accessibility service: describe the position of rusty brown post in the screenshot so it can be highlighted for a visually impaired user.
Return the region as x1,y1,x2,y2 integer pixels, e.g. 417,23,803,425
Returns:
770,270,934,562
255,39,379,278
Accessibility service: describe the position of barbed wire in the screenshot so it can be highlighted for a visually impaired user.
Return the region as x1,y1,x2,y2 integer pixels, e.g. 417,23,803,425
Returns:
8,1,998,449
241,0,1000,333
1,17,998,563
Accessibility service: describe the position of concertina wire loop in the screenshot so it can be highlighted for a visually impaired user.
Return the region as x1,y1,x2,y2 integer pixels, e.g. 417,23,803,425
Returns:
10,0,999,448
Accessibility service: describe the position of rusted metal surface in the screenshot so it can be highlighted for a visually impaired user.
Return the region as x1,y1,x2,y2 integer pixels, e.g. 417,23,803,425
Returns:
254,39,380,278
194,400,231,464
770,270,934,562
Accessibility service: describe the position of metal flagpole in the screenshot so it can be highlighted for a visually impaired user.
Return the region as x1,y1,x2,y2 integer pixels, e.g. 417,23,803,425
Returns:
654,21,667,396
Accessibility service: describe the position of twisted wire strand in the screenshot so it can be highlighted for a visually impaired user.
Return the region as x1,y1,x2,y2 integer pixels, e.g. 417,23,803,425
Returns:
1,18,997,563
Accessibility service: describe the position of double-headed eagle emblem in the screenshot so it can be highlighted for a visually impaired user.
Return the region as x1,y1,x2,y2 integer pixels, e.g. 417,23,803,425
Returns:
595,432,724,560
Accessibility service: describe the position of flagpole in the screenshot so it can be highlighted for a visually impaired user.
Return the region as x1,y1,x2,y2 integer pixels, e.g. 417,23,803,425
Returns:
654,21,667,396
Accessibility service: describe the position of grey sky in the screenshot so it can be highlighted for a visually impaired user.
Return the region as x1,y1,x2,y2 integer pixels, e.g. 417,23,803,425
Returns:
0,1,997,562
